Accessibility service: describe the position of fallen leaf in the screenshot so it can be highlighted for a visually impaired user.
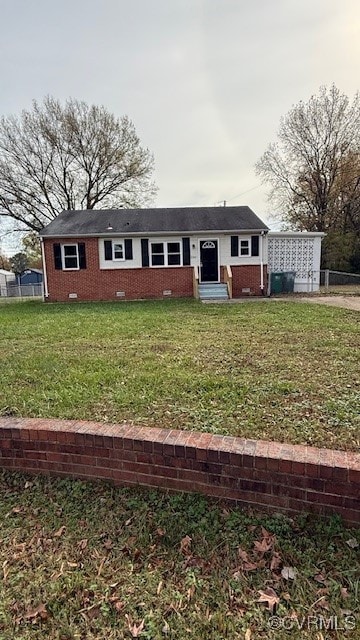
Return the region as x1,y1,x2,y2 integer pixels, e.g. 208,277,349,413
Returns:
346,538,359,549
156,527,166,537
254,538,273,554
53,526,66,538
24,603,48,621
257,587,279,613
281,566,298,580
313,572,326,583
103,538,113,550
180,535,192,555
245,629,252,640
162,621,170,635
126,615,145,638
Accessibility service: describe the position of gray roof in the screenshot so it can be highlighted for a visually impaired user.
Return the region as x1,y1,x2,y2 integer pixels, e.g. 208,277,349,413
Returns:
40,206,269,237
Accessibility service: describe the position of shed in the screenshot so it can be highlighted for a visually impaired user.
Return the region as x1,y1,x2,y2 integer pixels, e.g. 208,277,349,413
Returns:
19,268,43,285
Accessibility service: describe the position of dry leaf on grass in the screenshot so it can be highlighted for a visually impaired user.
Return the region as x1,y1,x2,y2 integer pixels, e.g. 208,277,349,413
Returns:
257,587,280,613
126,615,145,638
24,603,48,621
53,525,66,538
281,566,298,580
313,572,326,583
180,535,192,555
346,538,359,549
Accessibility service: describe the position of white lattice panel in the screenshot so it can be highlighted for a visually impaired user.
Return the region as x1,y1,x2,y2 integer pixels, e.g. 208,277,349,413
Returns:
268,237,315,279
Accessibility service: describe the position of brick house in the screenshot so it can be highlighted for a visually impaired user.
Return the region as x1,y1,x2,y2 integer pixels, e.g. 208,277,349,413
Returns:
39,206,269,302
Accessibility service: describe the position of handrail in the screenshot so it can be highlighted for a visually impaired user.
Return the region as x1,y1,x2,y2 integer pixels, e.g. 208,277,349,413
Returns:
193,265,199,299
224,265,232,299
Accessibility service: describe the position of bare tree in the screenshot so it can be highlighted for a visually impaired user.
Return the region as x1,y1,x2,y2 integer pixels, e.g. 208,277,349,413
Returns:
0,97,157,233
256,85,360,235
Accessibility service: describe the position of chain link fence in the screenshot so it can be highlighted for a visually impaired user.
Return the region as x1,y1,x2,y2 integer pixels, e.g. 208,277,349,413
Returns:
320,270,360,294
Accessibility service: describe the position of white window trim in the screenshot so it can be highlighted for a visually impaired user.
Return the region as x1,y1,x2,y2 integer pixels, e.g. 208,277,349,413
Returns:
239,238,251,257
150,240,183,267
62,243,79,270
112,241,125,262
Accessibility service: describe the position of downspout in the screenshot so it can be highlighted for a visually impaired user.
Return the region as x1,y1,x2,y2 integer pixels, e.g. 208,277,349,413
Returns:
260,231,264,294
40,237,49,299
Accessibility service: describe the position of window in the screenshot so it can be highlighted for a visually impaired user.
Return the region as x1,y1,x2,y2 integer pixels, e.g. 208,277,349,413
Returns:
62,244,79,270
113,242,124,260
167,242,181,265
151,243,165,266
240,240,250,256
150,241,182,266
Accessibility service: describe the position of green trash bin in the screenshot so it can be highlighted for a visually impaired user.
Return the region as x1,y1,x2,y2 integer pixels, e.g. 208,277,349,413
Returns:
282,271,296,293
270,272,284,294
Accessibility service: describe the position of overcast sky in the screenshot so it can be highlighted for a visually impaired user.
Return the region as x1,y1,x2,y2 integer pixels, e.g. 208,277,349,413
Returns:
1,0,359,253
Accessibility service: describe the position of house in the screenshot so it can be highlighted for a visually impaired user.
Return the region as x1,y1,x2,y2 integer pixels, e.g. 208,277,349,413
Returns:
268,232,325,293
18,268,43,285
39,206,269,302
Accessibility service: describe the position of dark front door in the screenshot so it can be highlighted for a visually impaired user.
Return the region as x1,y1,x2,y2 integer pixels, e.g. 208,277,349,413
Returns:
200,240,218,282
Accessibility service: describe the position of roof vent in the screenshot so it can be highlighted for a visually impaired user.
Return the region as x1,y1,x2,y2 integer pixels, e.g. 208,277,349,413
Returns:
107,223,113,230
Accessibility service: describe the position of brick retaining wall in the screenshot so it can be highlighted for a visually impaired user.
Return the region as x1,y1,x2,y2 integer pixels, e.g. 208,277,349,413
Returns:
0,418,358,526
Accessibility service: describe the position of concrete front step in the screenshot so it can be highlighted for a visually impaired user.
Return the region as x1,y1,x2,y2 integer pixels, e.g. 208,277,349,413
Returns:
198,283,229,300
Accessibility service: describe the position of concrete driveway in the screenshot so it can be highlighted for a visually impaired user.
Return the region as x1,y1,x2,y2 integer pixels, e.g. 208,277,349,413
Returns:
297,295,360,311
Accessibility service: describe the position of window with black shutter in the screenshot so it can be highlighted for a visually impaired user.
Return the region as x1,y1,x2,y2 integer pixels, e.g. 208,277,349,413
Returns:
230,236,239,257
251,235,259,257
53,243,62,270
124,239,133,260
182,237,190,265
141,239,149,267
78,243,86,269
104,240,113,261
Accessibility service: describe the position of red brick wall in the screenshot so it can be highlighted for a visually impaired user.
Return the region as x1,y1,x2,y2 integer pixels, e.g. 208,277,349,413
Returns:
231,265,268,297
43,238,193,302
0,418,358,526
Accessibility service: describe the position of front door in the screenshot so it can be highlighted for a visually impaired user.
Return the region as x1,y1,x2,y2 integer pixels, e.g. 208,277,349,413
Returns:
200,240,218,282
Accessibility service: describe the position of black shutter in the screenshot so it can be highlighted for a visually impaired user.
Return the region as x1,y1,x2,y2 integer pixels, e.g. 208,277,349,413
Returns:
104,240,112,261
231,236,239,257
78,243,86,269
125,239,133,260
182,237,190,265
251,235,259,257
141,239,149,267
53,243,62,270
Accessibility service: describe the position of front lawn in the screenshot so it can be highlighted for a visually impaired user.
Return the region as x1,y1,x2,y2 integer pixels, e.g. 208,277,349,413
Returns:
0,472,358,640
0,299,359,450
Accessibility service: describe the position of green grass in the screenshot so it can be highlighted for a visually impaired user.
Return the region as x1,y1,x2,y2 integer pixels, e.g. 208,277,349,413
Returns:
0,471,358,640
0,299,359,450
